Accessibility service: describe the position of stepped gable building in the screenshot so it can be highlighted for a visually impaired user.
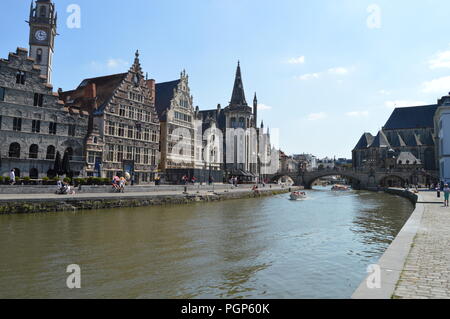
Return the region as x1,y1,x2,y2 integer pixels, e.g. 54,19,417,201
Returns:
154,71,200,183
60,51,160,183
353,104,438,172
0,0,88,180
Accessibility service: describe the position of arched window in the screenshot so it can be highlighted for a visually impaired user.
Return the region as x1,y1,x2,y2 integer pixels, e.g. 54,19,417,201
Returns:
29,168,39,179
16,71,26,85
46,145,56,160
65,147,74,161
29,144,39,159
39,6,47,18
9,143,20,158
36,49,43,64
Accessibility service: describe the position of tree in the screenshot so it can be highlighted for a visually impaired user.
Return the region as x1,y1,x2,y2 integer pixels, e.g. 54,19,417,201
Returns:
62,151,71,176
53,151,62,176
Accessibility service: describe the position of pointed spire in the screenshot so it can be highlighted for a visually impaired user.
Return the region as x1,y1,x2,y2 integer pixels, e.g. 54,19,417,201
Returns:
254,92,257,102
261,120,264,128
230,61,248,107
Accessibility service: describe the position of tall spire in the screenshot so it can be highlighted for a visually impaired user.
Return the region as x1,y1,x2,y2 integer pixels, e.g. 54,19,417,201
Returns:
253,92,258,126
230,61,248,107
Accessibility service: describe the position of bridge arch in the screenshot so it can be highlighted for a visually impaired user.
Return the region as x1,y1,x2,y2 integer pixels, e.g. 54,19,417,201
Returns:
378,175,407,188
302,171,362,189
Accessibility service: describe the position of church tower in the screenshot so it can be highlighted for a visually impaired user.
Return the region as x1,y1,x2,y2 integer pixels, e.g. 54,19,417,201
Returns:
28,0,57,84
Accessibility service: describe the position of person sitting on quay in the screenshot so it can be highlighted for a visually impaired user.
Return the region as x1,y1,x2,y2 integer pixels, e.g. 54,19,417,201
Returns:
112,176,120,192
252,184,260,195
191,176,197,184
119,177,126,193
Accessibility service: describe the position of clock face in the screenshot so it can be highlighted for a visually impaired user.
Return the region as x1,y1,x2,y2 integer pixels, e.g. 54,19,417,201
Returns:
35,30,47,41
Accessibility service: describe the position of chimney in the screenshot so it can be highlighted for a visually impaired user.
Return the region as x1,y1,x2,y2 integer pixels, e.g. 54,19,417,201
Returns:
84,83,97,99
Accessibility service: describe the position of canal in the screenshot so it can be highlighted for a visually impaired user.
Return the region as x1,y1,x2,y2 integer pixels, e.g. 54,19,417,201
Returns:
0,187,414,299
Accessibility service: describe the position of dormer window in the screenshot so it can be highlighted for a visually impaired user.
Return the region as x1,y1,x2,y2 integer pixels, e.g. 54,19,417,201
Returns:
16,71,26,85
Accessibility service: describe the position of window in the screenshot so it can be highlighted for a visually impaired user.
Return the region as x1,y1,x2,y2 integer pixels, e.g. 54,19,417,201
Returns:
0,87,5,101
49,122,57,135
36,49,43,64
117,145,124,162
9,143,21,158
151,149,156,166
144,149,149,164
68,124,76,137
16,71,26,85
65,148,74,161
39,6,47,17
126,146,133,160
34,93,44,107
29,168,39,179
29,144,39,159
135,148,141,164
144,128,150,141
0,116,2,130
107,121,116,136
119,105,126,117
13,118,22,131
88,152,95,164
118,124,125,137
127,126,133,139
107,144,114,162
46,145,55,160
32,120,41,133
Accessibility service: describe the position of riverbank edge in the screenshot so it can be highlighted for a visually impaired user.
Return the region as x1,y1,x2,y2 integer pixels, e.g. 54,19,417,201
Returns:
0,187,300,215
352,188,424,299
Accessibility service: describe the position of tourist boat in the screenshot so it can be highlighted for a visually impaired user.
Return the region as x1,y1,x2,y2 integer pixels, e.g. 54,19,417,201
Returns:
331,184,350,191
290,191,307,201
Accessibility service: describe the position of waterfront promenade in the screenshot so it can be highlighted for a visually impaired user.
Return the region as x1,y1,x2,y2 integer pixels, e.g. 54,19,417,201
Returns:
353,190,450,299
393,191,450,299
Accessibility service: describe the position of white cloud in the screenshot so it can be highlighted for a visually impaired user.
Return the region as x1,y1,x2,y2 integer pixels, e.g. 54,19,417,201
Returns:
428,50,450,69
296,73,321,81
288,56,305,64
385,100,427,109
421,76,450,94
379,89,391,95
106,58,129,69
346,111,369,117
90,58,129,72
258,104,272,111
328,67,349,75
307,112,327,121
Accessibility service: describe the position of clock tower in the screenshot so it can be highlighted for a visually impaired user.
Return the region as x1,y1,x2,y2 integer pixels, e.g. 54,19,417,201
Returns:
28,0,57,84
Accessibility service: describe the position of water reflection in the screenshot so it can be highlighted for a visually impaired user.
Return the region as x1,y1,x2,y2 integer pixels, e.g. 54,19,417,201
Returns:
0,188,413,299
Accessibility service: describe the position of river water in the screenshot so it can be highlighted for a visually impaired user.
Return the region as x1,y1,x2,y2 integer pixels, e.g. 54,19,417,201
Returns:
0,187,413,299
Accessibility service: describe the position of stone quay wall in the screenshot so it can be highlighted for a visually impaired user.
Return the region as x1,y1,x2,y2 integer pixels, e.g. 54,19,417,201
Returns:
352,188,421,299
0,187,298,215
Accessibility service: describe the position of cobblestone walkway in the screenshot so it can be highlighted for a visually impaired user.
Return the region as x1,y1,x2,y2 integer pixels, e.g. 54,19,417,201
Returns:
393,192,450,299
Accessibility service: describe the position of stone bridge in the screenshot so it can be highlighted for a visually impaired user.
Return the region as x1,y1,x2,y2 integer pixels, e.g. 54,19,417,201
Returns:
270,169,439,190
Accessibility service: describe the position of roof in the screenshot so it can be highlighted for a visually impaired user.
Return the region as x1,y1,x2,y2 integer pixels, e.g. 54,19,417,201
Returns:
229,62,248,108
60,73,127,115
354,133,374,150
384,105,439,130
155,80,180,121
397,152,422,165
370,130,391,148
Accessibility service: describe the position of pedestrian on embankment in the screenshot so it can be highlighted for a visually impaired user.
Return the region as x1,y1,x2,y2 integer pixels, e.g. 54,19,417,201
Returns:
444,184,450,207
9,169,15,185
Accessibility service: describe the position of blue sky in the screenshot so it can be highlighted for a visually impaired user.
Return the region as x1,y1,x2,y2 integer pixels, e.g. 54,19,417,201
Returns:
3,0,450,158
